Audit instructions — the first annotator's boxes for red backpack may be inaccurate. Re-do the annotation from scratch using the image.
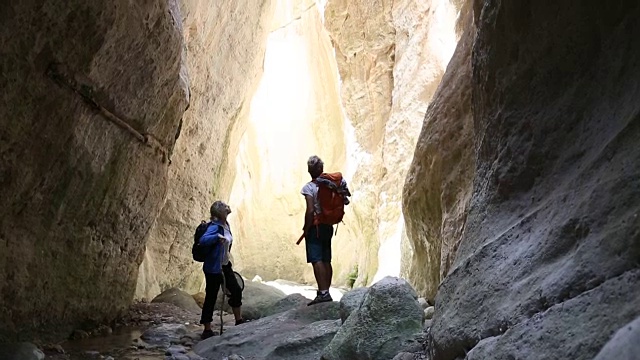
[313,172,345,225]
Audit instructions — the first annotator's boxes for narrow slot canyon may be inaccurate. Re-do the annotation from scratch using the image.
[0,0,638,359]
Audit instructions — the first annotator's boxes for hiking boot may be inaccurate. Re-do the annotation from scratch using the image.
[307,291,333,306]
[200,329,215,340]
[235,318,249,326]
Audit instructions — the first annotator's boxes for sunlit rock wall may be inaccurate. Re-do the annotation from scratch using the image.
[228,0,348,284]
[135,0,274,300]
[324,0,462,287]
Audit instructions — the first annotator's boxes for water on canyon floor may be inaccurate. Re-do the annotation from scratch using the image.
[44,279,346,359]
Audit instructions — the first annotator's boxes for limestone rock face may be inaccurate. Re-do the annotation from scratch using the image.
[380,0,461,283]
[135,0,275,299]
[0,0,188,341]
[429,2,640,359]
[323,0,396,286]
[227,1,347,284]
[324,0,463,286]
[402,3,475,301]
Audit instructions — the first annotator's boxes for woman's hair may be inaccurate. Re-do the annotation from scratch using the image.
[210,200,230,220]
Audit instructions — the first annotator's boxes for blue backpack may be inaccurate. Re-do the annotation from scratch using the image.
[192,221,222,262]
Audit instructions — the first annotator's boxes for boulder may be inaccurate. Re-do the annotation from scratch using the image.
[417,298,429,310]
[339,287,369,323]
[223,356,245,360]
[152,288,201,313]
[0,343,44,360]
[193,301,340,360]
[141,324,189,347]
[424,307,435,320]
[262,293,309,317]
[192,292,205,309]
[322,277,423,360]
[215,281,287,320]
[166,344,188,356]
[393,353,417,360]
[593,316,640,360]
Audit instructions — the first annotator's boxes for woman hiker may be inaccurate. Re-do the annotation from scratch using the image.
[198,200,246,339]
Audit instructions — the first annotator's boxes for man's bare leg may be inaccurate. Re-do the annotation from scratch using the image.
[325,262,333,290]
[309,262,333,305]
[312,261,326,291]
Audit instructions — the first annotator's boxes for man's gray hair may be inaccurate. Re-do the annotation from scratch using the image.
[210,200,229,219]
[307,155,324,169]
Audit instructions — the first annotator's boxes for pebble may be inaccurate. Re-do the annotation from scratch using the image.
[424,306,435,320]
[166,345,188,356]
[417,297,429,310]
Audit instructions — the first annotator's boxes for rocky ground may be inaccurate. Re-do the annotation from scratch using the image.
[2,277,432,360]
[39,300,222,360]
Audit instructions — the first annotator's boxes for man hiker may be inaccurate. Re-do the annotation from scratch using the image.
[300,155,351,306]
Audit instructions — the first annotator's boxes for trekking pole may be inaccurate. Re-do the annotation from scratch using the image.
[220,271,226,335]
[296,232,305,245]
[216,232,227,335]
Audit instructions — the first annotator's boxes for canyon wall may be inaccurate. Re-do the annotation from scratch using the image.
[137,0,467,292]
[419,1,640,359]
[227,0,348,284]
[0,0,188,341]
[135,0,274,299]
[324,0,462,287]
[228,0,462,286]
[323,0,394,287]
[402,1,474,302]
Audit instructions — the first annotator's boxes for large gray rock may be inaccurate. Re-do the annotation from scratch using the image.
[426,2,640,360]
[339,287,369,323]
[141,323,189,347]
[392,353,417,360]
[152,288,201,313]
[262,293,309,318]
[322,277,423,360]
[215,281,287,320]
[594,316,640,360]
[193,301,340,360]
[0,343,44,360]
[466,270,640,360]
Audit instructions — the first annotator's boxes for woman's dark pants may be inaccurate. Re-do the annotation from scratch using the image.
[200,263,243,324]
